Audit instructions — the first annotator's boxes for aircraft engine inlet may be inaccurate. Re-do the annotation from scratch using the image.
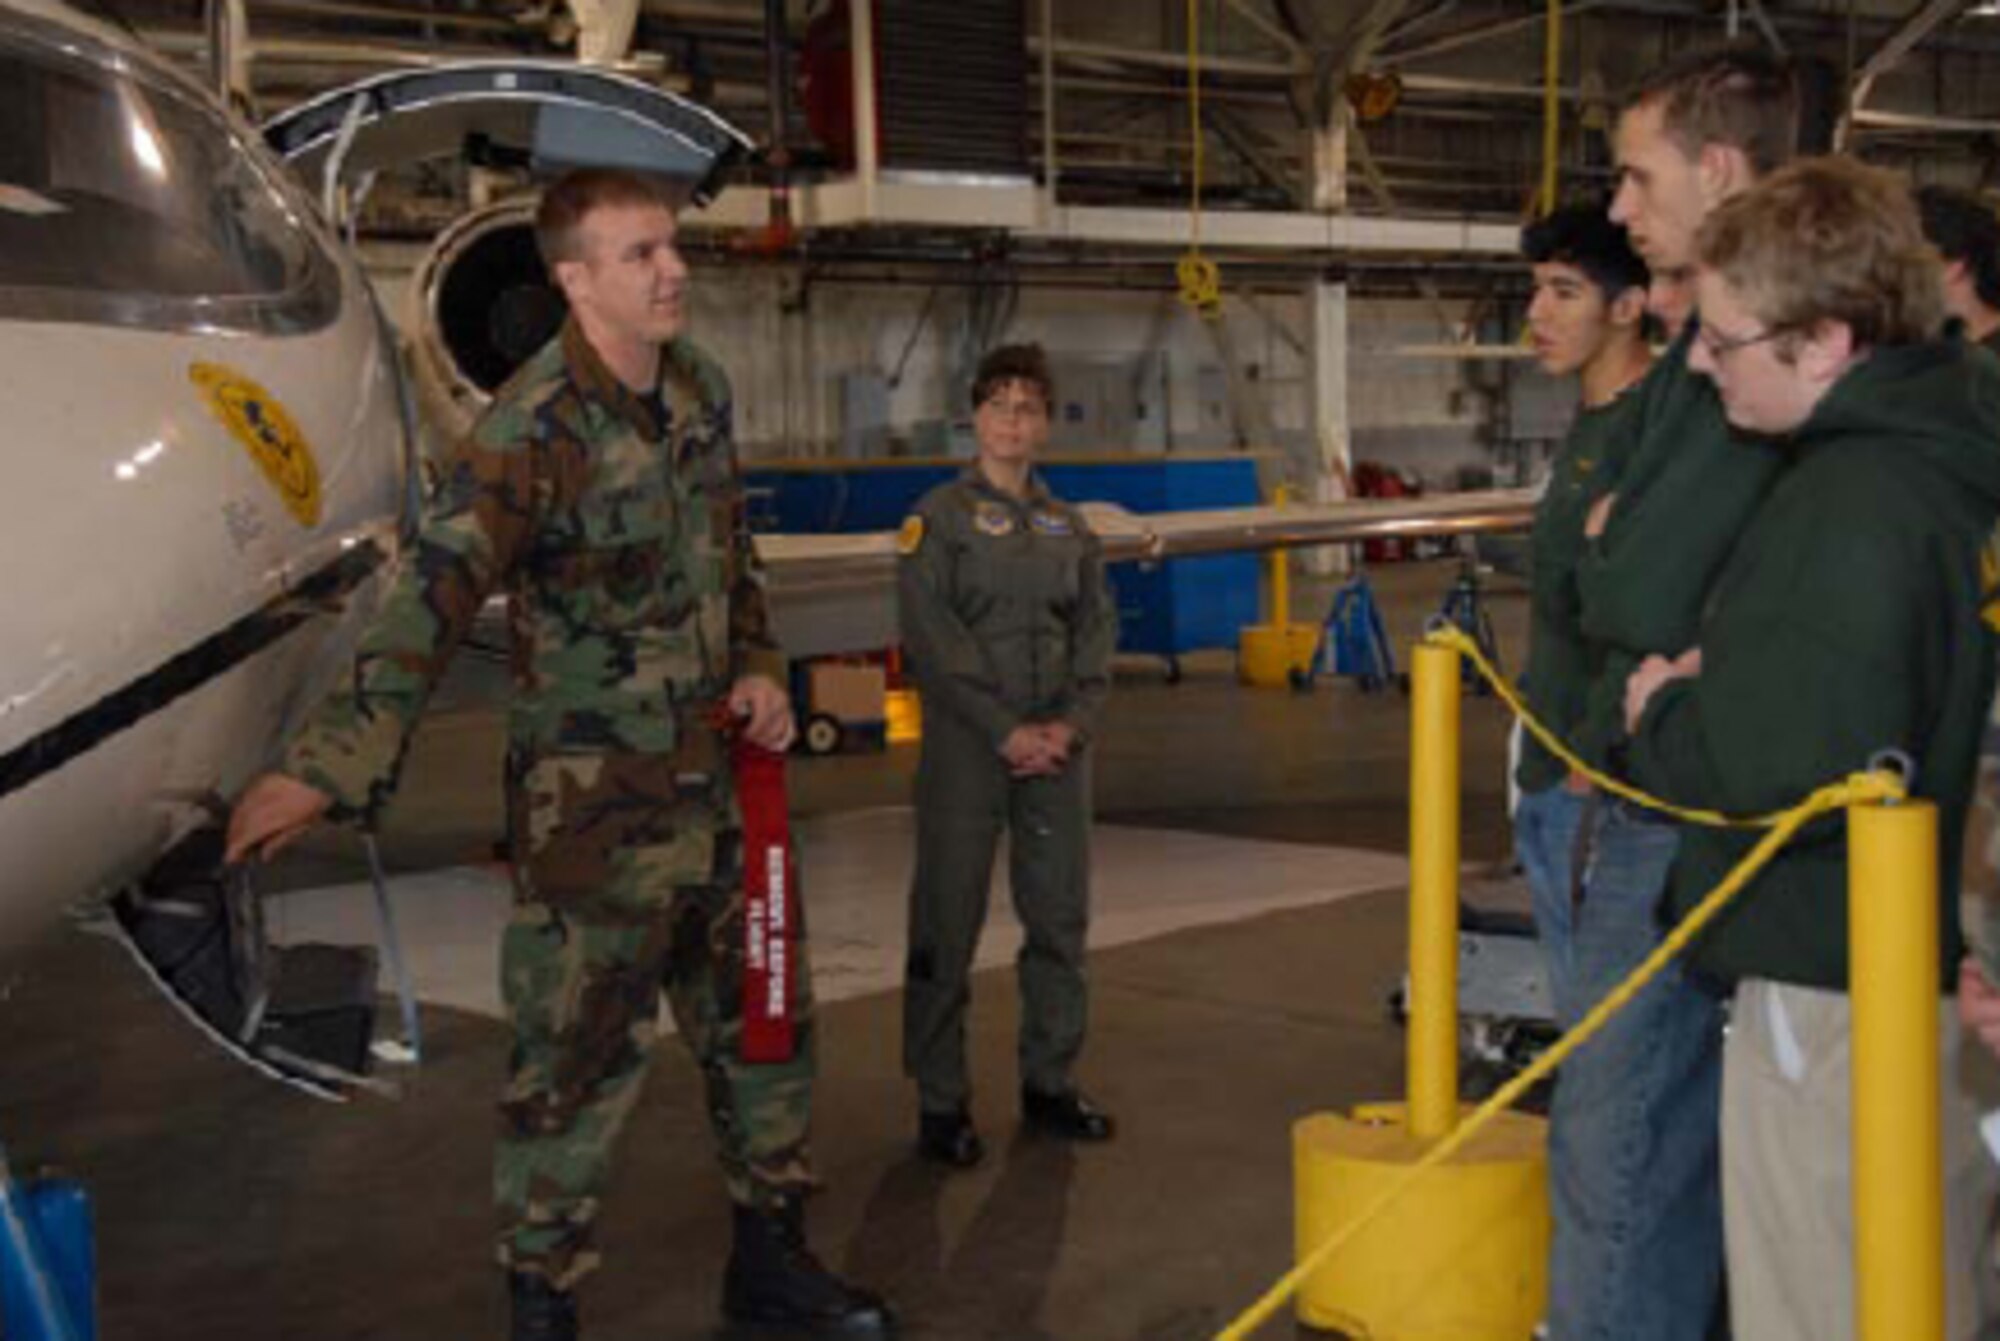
[409,199,564,449]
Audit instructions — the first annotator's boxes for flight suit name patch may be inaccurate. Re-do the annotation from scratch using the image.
[973,503,1016,537]
[1031,510,1074,536]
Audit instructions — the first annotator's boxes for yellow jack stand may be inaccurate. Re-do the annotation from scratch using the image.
[1291,644,1548,1337]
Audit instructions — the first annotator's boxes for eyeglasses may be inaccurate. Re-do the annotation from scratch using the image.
[981,397,1049,421]
[1697,322,1784,360]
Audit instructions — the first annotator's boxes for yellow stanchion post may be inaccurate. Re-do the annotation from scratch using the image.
[1288,639,1546,1338]
[1408,642,1461,1139]
[1268,545,1290,629]
[1238,485,1317,686]
[1850,799,1944,1341]
[1269,484,1292,627]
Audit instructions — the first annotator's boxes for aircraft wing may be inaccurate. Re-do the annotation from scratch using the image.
[757,487,1539,660]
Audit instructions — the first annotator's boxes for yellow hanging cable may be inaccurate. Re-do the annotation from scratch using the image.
[1177,0,1223,318]
[1538,0,1562,216]
[1428,623,1797,829]
[1211,768,1904,1341]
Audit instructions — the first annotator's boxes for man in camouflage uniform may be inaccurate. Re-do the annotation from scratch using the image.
[226,169,891,1341]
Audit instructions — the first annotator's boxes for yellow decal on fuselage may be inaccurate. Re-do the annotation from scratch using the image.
[189,362,324,528]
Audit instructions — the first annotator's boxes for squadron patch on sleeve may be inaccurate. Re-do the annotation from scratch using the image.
[897,515,927,555]
[973,502,1016,537]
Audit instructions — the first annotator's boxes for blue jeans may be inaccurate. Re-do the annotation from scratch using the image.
[1515,788,1726,1341]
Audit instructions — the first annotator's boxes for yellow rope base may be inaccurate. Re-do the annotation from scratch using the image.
[1238,623,1317,687]
[1295,1105,1548,1339]
[1211,626,1912,1338]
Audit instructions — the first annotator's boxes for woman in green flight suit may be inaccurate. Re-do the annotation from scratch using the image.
[895,343,1120,1168]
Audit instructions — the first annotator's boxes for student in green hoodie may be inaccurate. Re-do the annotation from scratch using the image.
[1509,202,1664,1341]
[1919,187,2000,1051]
[1530,46,1806,1341]
[1626,156,2000,1341]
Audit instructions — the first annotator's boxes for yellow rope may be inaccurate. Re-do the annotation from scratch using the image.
[1211,630,1911,1338]
[1214,762,1910,1340]
[1426,623,1790,829]
[1178,0,1222,319]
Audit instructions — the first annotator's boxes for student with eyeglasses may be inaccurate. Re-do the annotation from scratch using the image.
[1625,155,2000,1341]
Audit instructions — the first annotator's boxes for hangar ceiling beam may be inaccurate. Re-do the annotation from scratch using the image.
[1381,4,1603,63]
[1839,0,1976,146]
[1218,0,1311,61]
[1206,103,1302,199]
[1024,36,1304,79]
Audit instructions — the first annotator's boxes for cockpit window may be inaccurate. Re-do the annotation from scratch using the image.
[0,20,338,333]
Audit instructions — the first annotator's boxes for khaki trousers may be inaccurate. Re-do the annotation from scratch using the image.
[1722,978,2000,1341]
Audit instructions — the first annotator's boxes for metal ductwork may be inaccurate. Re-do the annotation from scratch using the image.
[875,0,1028,177]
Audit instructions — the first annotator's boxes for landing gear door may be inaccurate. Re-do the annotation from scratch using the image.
[259,62,754,212]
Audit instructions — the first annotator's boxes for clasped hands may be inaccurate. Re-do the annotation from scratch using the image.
[1001,721,1078,778]
[1624,647,1703,734]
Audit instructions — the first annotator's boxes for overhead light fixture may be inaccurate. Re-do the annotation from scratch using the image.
[1972,1,2000,17]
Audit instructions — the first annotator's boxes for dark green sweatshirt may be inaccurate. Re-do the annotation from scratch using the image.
[1574,329,1785,762]
[1631,338,2000,990]
[1517,387,1648,793]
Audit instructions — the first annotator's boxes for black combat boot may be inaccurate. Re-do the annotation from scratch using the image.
[509,1271,579,1341]
[916,1106,985,1168]
[1020,1086,1116,1142]
[722,1197,896,1336]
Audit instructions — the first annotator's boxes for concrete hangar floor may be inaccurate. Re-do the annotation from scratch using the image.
[0,559,1524,1341]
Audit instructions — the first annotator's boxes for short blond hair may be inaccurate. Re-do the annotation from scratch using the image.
[1695,156,1945,350]
[534,169,678,267]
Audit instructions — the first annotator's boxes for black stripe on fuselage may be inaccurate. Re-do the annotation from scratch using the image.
[0,542,388,799]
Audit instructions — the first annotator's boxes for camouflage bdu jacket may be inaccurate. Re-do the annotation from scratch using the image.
[283,320,782,837]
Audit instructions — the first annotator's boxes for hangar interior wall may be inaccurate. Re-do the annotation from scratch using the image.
[365,242,1572,494]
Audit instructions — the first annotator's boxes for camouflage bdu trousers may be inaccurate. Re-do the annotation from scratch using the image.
[494,746,817,1289]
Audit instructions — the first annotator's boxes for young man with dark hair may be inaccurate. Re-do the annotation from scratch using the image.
[1521,43,1809,1341]
[225,168,893,1341]
[1627,155,2000,1341]
[1919,185,2000,355]
[1510,201,1659,1341]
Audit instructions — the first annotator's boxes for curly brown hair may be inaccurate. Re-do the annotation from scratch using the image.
[971,343,1055,411]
